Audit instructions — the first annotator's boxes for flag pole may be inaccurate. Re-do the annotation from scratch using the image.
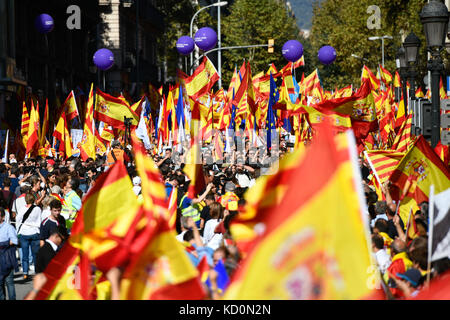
[426,185,435,288]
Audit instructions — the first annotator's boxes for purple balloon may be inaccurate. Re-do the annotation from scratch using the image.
[195,27,218,51]
[93,49,115,71]
[35,14,54,34]
[318,45,337,65]
[176,36,195,55]
[282,40,304,62]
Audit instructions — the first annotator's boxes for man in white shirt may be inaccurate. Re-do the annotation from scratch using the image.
[372,234,391,275]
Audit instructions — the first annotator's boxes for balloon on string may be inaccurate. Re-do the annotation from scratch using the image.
[282,40,304,62]
[194,27,218,51]
[93,49,115,71]
[176,36,195,55]
[318,45,337,65]
[35,14,54,34]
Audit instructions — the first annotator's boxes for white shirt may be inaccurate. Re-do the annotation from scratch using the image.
[236,173,251,188]
[11,194,27,216]
[45,239,58,252]
[203,219,223,251]
[41,208,51,221]
[375,249,392,274]
[16,205,42,236]
[370,214,388,228]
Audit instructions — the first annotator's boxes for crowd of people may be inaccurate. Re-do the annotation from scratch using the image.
[0,134,449,300]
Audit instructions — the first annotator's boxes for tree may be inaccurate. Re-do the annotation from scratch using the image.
[221,0,302,86]
[309,0,450,90]
[154,0,215,85]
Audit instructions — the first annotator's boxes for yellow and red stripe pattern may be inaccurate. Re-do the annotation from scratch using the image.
[364,150,405,185]
[185,56,220,100]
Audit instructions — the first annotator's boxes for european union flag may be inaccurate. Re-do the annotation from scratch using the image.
[175,87,185,128]
[267,73,279,149]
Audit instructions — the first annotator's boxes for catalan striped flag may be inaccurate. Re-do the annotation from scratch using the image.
[168,186,178,229]
[364,150,405,185]
[131,134,168,220]
[391,114,413,153]
[20,102,30,148]
[225,126,377,300]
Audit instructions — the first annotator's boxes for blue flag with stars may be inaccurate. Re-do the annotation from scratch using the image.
[266,73,279,149]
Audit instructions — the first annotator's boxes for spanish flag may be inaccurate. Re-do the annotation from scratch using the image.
[185,56,220,100]
[26,101,40,156]
[362,65,380,91]
[69,161,142,272]
[390,136,450,225]
[379,65,393,85]
[52,111,73,159]
[119,216,206,300]
[94,88,139,130]
[61,90,80,121]
[225,125,377,300]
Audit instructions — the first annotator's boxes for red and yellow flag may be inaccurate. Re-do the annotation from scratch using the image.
[362,65,380,91]
[185,56,220,100]
[391,114,413,153]
[226,126,377,299]
[70,161,141,272]
[119,215,205,300]
[94,89,139,130]
[52,111,73,159]
[379,65,392,85]
[20,102,30,148]
[79,84,96,161]
[390,136,450,224]
[364,150,405,185]
[62,91,80,121]
[26,101,40,156]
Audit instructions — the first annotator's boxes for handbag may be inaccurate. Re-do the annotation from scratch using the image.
[16,204,36,235]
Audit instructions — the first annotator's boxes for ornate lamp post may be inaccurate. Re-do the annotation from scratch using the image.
[403,32,421,101]
[396,46,409,112]
[420,0,449,147]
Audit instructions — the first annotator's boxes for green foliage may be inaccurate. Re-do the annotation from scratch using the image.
[221,0,302,85]
[154,0,218,83]
[309,0,450,90]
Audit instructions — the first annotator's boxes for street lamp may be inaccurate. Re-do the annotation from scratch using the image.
[190,1,228,73]
[403,32,421,101]
[368,35,393,68]
[420,0,449,147]
[396,46,409,112]
[351,54,369,62]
